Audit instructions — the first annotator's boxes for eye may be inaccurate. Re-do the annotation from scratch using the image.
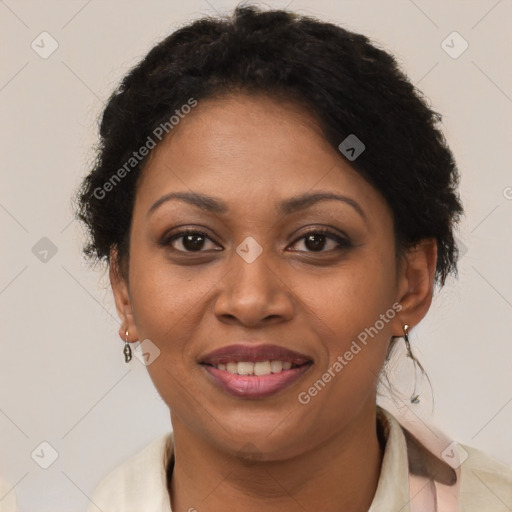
[289,229,351,253]
[163,229,220,253]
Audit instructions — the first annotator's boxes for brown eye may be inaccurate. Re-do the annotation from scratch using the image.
[163,230,220,253]
[289,229,351,253]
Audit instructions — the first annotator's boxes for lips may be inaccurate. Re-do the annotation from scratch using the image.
[199,344,313,398]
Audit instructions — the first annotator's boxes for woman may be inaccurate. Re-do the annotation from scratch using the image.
[75,5,512,511]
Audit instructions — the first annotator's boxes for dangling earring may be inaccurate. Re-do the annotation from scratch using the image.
[403,324,412,356]
[403,324,420,404]
[123,328,132,363]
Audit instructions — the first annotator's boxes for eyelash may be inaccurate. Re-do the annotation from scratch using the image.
[160,227,351,254]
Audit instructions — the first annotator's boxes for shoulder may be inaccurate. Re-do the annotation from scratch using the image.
[378,406,512,510]
[458,442,512,511]
[87,432,173,512]
[0,476,18,512]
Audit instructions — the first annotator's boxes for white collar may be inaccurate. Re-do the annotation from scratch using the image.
[89,407,459,512]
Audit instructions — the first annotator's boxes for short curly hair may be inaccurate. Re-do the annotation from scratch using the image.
[75,4,463,285]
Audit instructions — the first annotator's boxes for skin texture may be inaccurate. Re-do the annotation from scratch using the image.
[110,93,437,512]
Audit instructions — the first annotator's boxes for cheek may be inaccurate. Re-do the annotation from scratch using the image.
[316,249,397,340]
[128,246,206,338]
[126,263,201,408]
[126,245,226,393]
[305,246,398,394]
[127,256,206,406]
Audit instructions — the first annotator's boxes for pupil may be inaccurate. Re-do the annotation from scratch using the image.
[183,234,204,251]
[305,234,325,251]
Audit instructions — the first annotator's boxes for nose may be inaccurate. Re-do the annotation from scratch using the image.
[213,245,295,327]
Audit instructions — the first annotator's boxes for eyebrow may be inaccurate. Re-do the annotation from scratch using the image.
[147,191,366,219]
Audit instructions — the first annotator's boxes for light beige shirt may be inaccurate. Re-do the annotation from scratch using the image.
[0,477,17,512]
[87,408,512,512]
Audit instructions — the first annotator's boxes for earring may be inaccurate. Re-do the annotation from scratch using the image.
[403,324,420,404]
[403,324,412,357]
[123,328,132,363]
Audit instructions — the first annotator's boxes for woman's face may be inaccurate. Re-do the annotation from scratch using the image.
[112,93,416,460]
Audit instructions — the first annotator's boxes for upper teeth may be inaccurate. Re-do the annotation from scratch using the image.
[214,360,293,376]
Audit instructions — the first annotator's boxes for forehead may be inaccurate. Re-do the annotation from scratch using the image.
[134,93,388,221]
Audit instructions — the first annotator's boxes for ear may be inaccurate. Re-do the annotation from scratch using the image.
[109,248,139,343]
[391,238,437,336]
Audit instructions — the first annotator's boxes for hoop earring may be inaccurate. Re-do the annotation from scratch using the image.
[123,329,132,363]
[404,324,420,404]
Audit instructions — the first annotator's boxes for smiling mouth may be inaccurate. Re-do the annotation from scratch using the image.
[201,360,307,376]
[198,343,314,398]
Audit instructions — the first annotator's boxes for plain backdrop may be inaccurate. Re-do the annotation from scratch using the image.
[1,1,511,510]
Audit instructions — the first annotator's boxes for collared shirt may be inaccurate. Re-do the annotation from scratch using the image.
[86,407,512,512]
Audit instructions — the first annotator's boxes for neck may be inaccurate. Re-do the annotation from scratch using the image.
[168,405,384,512]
